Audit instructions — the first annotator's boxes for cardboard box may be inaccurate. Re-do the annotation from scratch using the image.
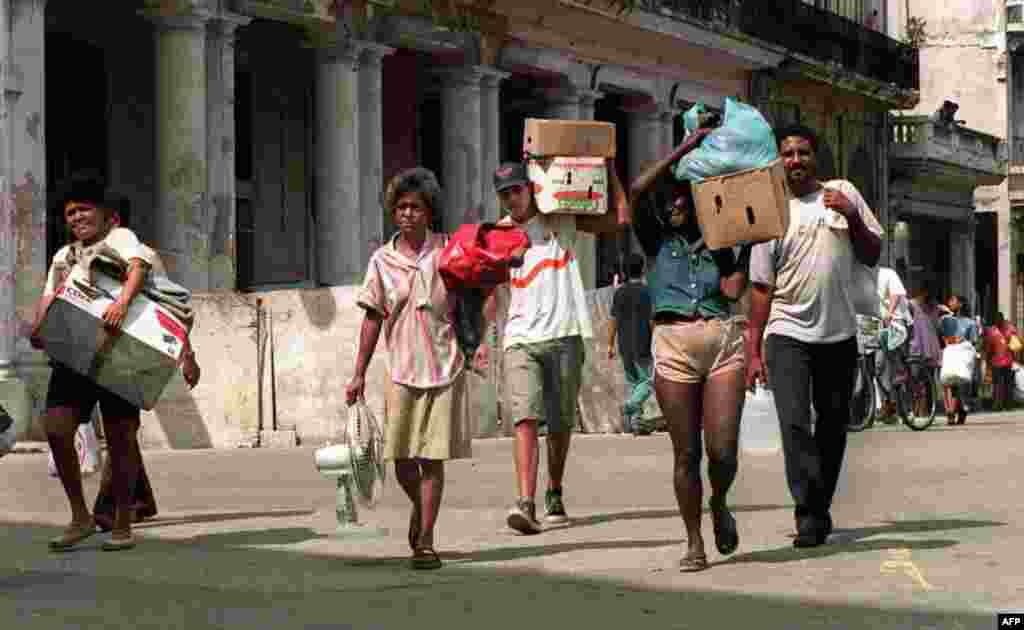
[523,119,616,158]
[528,157,608,215]
[37,267,188,411]
[692,158,791,250]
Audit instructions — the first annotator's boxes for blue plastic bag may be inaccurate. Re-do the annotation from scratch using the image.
[674,97,778,182]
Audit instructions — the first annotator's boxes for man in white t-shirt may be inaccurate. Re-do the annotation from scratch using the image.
[747,125,883,548]
[486,161,626,534]
[875,266,912,414]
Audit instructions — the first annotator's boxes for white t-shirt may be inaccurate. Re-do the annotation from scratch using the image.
[749,180,884,344]
[876,267,911,323]
[43,227,154,297]
[501,213,594,350]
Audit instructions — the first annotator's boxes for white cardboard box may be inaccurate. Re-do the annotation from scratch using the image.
[37,267,188,410]
[527,157,608,215]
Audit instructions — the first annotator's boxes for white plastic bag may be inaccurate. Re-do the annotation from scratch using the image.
[1013,363,1024,403]
[47,422,103,477]
[940,341,976,386]
[0,404,15,457]
[740,384,782,454]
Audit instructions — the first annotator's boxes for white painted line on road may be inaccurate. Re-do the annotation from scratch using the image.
[880,548,935,591]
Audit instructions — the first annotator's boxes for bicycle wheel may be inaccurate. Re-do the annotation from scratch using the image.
[899,362,937,431]
[848,356,876,432]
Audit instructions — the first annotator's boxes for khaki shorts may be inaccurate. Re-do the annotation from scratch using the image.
[652,316,746,384]
[503,336,585,433]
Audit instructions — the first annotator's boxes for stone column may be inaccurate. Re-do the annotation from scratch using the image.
[358,43,394,264]
[9,0,44,438]
[439,66,484,232]
[314,40,363,285]
[206,13,250,290]
[141,7,212,291]
[480,68,509,222]
[578,89,602,121]
[660,109,676,157]
[0,0,30,438]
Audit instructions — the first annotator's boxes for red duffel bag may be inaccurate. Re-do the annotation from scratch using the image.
[438,222,530,291]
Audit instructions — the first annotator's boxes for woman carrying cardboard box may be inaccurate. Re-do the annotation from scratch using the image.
[28,176,198,551]
[629,129,753,572]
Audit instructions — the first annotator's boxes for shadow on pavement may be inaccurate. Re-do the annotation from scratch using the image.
[131,509,316,531]
[0,520,994,630]
[721,518,1005,566]
[187,527,327,547]
[569,504,791,529]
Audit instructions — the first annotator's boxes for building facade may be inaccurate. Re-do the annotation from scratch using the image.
[886,0,1009,322]
[0,0,917,448]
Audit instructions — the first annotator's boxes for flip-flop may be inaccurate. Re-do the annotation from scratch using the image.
[679,550,708,573]
[408,508,422,551]
[711,503,739,556]
[410,547,442,570]
[48,522,97,552]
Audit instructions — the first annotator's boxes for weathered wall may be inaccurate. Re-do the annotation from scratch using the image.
[134,285,648,450]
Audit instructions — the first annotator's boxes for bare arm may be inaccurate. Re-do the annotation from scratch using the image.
[745,283,773,387]
[102,258,149,329]
[846,210,882,267]
[577,158,629,235]
[345,310,384,405]
[720,271,748,301]
[607,319,617,359]
[628,129,710,209]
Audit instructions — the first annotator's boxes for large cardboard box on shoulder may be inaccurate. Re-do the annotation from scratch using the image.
[37,266,188,411]
[523,118,617,216]
[692,158,792,250]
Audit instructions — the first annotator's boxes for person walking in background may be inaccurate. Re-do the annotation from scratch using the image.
[629,129,752,571]
[486,160,626,535]
[984,312,1018,412]
[747,125,883,549]
[608,253,655,435]
[940,294,979,425]
[345,167,472,570]
[875,266,913,420]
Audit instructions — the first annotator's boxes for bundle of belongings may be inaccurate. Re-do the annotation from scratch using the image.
[439,222,530,361]
[672,98,790,249]
[36,239,194,410]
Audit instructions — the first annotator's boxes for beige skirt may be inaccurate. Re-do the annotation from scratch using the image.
[383,371,472,461]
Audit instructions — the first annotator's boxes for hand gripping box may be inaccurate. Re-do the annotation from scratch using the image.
[37,267,188,410]
[691,158,791,250]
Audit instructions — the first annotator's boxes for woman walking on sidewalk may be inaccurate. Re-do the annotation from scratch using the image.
[345,168,471,570]
[940,295,978,425]
[629,129,752,572]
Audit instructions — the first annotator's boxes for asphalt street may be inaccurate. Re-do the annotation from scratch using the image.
[1,413,1022,629]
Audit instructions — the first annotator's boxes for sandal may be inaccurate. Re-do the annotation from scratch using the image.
[102,531,136,552]
[410,547,442,570]
[49,521,97,551]
[679,549,708,573]
[408,508,422,551]
[711,501,739,556]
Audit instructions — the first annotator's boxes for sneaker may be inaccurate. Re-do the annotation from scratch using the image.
[507,499,542,535]
[544,488,569,525]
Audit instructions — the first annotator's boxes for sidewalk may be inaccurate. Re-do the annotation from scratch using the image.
[3,413,1023,629]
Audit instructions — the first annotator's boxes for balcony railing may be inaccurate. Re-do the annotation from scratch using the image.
[890,116,1006,186]
[635,0,919,91]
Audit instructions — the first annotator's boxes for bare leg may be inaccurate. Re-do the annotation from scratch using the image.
[417,459,445,549]
[702,369,745,504]
[395,459,422,550]
[44,407,91,525]
[514,419,539,500]
[103,417,141,537]
[545,430,571,491]
[654,373,705,563]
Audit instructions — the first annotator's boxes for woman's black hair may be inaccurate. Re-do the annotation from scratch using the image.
[61,172,107,209]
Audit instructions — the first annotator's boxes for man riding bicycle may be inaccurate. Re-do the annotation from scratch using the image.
[874,266,913,418]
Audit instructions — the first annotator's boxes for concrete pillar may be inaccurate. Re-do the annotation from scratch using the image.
[439,66,484,233]
[314,40,363,285]
[358,43,394,264]
[541,86,604,290]
[480,68,509,222]
[141,7,212,290]
[206,13,250,290]
[0,0,30,438]
[660,109,676,157]
[9,0,44,437]
[628,107,665,255]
